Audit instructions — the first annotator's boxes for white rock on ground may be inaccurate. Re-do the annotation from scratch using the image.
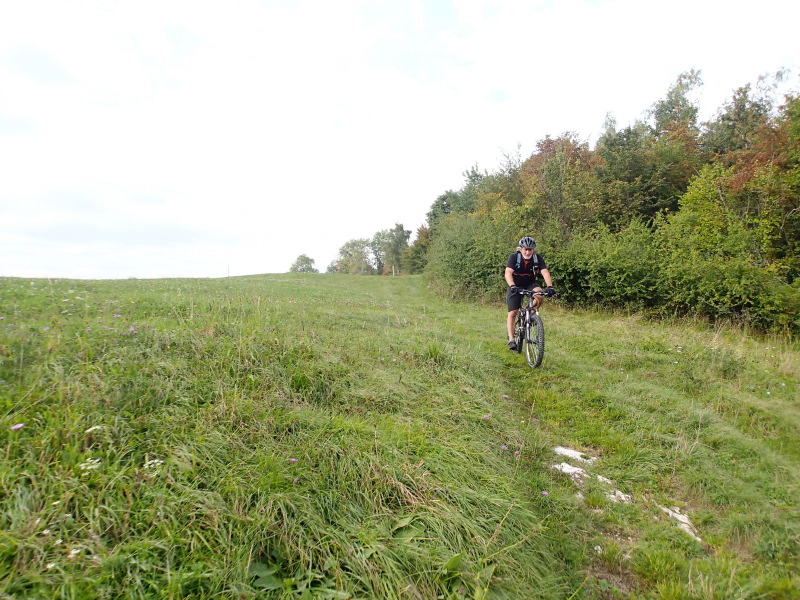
[658,505,702,542]
[553,446,595,462]
[552,462,590,483]
[606,490,633,503]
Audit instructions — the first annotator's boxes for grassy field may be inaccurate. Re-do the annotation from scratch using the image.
[1,274,798,599]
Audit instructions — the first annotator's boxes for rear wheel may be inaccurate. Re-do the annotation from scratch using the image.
[523,312,545,368]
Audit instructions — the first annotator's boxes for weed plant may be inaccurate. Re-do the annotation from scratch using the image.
[1,275,798,599]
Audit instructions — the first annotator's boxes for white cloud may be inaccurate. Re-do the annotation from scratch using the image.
[1,0,798,278]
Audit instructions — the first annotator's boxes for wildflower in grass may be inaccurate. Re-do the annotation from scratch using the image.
[10,423,24,431]
[541,491,549,496]
[288,458,298,463]
[113,314,121,318]
[85,328,92,332]
[482,413,492,419]
[43,326,50,331]
[144,458,164,470]
[501,445,508,451]
[46,563,56,570]
[68,548,81,559]
[502,394,509,399]
[293,478,300,484]
[514,451,520,457]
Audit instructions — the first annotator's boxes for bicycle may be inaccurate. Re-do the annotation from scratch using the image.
[512,289,546,368]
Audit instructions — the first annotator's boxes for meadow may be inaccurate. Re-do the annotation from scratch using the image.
[1,274,798,599]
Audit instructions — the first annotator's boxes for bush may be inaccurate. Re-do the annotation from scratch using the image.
[548,221,665,309]
[423,213,516,300]
[658,203,800,332]
[422,192,798,333]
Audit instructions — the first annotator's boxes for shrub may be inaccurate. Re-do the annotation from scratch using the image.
[424,213,516,300]
[548,221,665,309]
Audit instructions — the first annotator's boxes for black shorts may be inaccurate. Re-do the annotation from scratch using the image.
[506,284,541,311]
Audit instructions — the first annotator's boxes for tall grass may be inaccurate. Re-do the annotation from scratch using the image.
[1,274,798,599]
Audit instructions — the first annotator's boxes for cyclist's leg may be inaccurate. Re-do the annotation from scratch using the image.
[530,285,544,309]
[507,309,518,341]
[506,287,523,347]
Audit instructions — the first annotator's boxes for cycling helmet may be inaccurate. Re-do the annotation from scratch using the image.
[518,236,536,249]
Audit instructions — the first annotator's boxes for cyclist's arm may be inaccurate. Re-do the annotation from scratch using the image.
[540,268,553,288]
[504,267,516,287]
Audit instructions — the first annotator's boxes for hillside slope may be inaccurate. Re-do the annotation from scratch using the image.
[1,274,798,599]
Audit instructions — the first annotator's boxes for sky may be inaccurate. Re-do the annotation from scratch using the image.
[1,0,798,279]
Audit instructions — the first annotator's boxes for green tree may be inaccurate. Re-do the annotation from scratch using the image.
[370,230,390,274]
[702,83,771,157]
[334,239,375,275]
[594,121,658,227]
[650,69,702,135]
[517,133,601,232]
[403,225,430,274]
[383,223,412,275]
[289,254,318,273]
[370,224,412,275]
[426,166,487,235]
[596,71,704,226]
[427,190,464,235]
[645,70,705,215]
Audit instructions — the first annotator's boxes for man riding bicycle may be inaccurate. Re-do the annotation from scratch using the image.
[505,236,554,351]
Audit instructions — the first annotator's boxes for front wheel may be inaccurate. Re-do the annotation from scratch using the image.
[523,312,545,368]
[513,311,524,353]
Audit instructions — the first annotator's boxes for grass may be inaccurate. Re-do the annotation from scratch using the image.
[0,274,798,599]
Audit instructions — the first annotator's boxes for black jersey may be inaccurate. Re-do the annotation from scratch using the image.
[506,251,547,287]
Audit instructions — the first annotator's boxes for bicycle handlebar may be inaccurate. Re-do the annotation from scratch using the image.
[514,288,556,300]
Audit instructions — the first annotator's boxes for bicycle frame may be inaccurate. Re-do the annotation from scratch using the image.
[513,289,546,368]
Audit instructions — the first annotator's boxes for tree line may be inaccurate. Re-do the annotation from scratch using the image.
[294,69,799,333]
[289,223,412,276]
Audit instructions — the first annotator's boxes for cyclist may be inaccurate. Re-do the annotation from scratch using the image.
[505,236,555,350]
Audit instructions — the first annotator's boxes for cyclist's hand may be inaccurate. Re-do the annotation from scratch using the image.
[544,286,556,298]
[509,285,520,294]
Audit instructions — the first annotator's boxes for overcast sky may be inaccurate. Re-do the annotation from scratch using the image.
[1,0,798,279]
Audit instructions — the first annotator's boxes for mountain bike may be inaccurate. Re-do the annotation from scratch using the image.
[513,289,546,368]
